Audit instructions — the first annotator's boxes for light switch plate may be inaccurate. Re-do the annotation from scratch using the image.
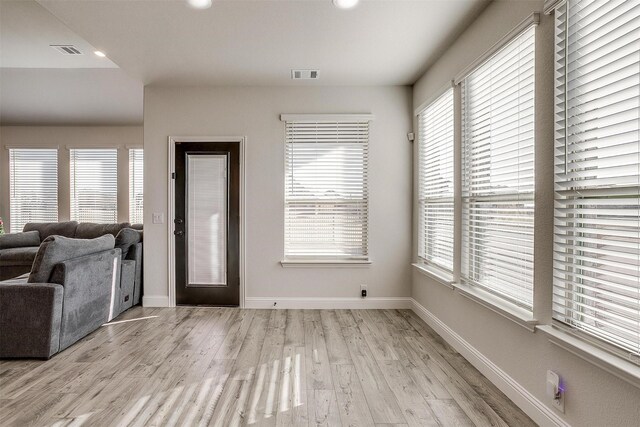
[152,213,164,224]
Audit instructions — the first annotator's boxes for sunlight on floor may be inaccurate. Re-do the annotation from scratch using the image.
[102,315,158,326]
[79,351,310,426]
[49,412,93,427]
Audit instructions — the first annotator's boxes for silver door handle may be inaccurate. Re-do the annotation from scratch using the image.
[174,230,184,236]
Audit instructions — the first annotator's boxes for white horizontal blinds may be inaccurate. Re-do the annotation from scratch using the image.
[129,149,144,224]
[418,89,455,271]
[70,149,118,223]
[187,155,227,285]
[552,0,640,358]
[461,25,536,309]
[9,149,58,232]
[284,119,369,259]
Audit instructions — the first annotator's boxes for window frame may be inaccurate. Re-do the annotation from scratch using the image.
[550,0,640,364]
[129,148,144,224]
[8,148,59,233]
[459,23,538,311]
[280,114,373,264]
[416,88,455,277]
[69,148,119,224]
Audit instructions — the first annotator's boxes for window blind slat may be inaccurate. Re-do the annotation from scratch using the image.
[284,120,369,259]
[129,149,144,224]
[9,149,58,232]
[418,89,455,272]
[461,25,536,310]
[70,149,118,223]
[553,0,640,360]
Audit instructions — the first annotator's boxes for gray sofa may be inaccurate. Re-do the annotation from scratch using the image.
[0,235,121,358]
[0,221,143,308]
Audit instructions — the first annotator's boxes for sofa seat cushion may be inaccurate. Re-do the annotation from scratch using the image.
[74,223,131,239]
[28,235,115,283]
[0,246,39,266]
[0,231,41,250]
[23,221,78,241]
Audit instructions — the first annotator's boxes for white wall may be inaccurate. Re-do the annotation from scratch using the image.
[0,126,143,231]
[412,1,640,426]
[143,86,413,305]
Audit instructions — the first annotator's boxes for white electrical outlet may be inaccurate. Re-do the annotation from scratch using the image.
[546,370,565,413]
[360,284,368,298]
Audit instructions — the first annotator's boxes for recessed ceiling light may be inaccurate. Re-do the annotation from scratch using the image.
[94,50,106,58]
[333,0,359,9]
[187,0,212,9]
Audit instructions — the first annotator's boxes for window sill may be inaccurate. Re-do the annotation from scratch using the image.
[537,325,640,389]
[452,283,538,332]
[280,259,371,268]
[412,263,454,289]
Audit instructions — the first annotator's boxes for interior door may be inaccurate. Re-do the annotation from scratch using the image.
[174,141,240,306]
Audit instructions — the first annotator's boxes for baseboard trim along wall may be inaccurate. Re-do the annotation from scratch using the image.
[141,295,411,309]
[142,295,171,307]
[245,296,412,309]
[410,298,570,427]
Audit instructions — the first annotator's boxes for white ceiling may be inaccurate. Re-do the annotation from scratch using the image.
[1,0,489,125]
[0,0,118,68]
[38,0,490,86]
[0,0,143,125]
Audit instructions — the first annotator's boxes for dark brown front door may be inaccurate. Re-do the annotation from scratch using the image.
[174,141,240,306]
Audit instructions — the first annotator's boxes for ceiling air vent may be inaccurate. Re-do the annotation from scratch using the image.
[50,45,83,55]
[291,69,319,80]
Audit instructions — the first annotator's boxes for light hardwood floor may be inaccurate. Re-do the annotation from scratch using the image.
[0,307,536,427]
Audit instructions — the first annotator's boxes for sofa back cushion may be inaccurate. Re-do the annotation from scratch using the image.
[114,228,141,259]
[28,235,115,283]
[74,223,131,239]
[23,221,78,241]
[0,230,40,250]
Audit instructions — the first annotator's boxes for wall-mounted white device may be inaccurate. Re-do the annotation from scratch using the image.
[546,370,565,413]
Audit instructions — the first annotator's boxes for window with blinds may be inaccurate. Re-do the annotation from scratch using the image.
[284,118,369,260]
[9,149,58,232]
[552,0,640,359]
[461,25,536,309]
[70,149,118,223]
[129,149,144,224]
[418,89,455,272]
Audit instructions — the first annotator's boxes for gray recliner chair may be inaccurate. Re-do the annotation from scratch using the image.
[0,235,121,359]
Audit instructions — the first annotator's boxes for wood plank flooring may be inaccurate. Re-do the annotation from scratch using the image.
[0,307,536,427]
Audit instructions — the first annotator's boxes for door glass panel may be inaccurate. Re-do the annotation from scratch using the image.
[187,154,227,286]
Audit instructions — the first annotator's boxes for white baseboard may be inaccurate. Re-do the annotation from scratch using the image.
[245,296,411,309]
[140,295,410,309]
[410,298,570,427]
[142,295,171,307]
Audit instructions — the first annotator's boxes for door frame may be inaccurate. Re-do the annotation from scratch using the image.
[167,136,246,308]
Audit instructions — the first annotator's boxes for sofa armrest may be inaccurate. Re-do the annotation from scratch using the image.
[0,283,63,359]
[49,248,121,351]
